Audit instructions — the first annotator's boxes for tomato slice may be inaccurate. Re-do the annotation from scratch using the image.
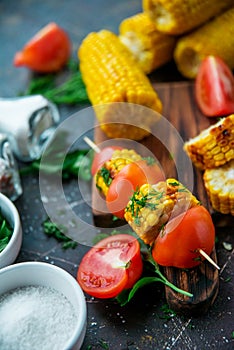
[14,22,71,73]
[77,234,143,298]
[106,159,165,219]
[195,56,234,117]
[91,146,123,176]
[152,206,215,269]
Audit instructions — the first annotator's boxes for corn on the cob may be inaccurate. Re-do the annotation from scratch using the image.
[119,12,176,74]
[174,7,234,79]
[142,0,234,36]
[78,30,162,140]
[203,160,234,216]
[124,178,200,245]
[184,115,234,170]
[95,149,142,196]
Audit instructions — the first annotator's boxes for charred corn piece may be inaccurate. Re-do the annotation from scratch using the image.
[203,160,234,215]
[184,115,234,170]
[119,12,176,74]
[78,30,162,140]
[142,0,233,35]
[124,178,200,245]
[174,7,234,78]
[95,149,142,196]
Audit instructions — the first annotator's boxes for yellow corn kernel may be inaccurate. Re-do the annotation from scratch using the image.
[174,7,234,78]
[124,178,200,245]
[203,160,234,215]
[119,12,176,74]
[184,115,234,170]
[143,0,233,35]
[95,149,142,196]
[78,30,162,140]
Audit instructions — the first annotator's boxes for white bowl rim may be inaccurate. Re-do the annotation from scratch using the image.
[0,261,87,349]
[0,193,22,260]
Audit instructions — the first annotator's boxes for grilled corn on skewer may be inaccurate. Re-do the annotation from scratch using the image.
[119,12,176,74]
[95,149,142,196]
[142,0,234,35]
[78,30,162,140]
[124,178,200,245]
[174,7,234,79]
[184,115,234,170]
[203,160,234,216]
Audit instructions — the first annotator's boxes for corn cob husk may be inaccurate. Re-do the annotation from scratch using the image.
[119,12,176,74]
[142,0,234,36]
[78,30,162,140]
[174,7,234,79]
[124,178,200,245]
[184,115,234,170]
[95,149,142,196]
[203,160,234,216]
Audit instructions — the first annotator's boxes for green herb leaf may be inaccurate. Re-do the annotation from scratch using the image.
[21,149,92,181]
[43,218,77,250]
[0,214,13,253]
[21,60,90,106]
[117,276,163,306]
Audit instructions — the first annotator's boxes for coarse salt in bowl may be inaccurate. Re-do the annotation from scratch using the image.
[0,261,87,350]
[0,192,22,269]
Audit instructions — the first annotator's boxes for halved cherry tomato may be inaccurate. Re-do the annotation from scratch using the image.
[152,206,215,269]
[77,234,143,298]
[195,56,234,117]
[106,159,165,219]
[14,22,71,73]
[91,146,123,176]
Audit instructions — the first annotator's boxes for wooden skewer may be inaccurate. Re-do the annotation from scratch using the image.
[83,136,101,153]
[84,134,220,273]
[198,249,220,270]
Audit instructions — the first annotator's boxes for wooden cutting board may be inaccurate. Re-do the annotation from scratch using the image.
[92,81,220,316]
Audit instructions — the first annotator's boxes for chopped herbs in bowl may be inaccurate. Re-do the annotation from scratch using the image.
[0,213,13,253]
[0,193,22,268]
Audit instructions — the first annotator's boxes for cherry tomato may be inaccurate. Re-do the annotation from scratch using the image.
[152,206,215,269]
[91,146,123,176]
[106,159,165,219]
[14,22,71,73]
[195,56,234,117]
[77,234,143,298]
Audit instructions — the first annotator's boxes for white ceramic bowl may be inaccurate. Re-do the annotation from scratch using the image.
[0,193,22,268]
[0,261,87,350]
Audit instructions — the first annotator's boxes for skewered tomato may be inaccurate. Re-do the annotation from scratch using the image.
[91,146,123,176]
[152,206,215,269]
[14,22,71,73]
[106,159,165,219]
[77,234,143,298]
[195,56,234,117]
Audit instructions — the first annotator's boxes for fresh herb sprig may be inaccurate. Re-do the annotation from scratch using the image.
[116,234,193,306]
[0,214,13,253]
[43,218,77,250]
[20,148,93,181]
[22,60,90,105]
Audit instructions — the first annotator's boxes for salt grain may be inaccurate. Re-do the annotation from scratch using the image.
[0,285,78,350]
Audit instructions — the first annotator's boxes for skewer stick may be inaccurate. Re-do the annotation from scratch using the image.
[83,136,101,153]
[198,249,220,270]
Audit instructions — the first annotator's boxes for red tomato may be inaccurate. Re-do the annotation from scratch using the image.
[14,22,71,73]
[152,206,215,269]
[91,146,123,176]
[195,56,234,117]
[77,234,143,298]
[106,159,165,219]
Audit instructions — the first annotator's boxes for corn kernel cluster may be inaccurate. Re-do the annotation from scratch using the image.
[184,115,234,216]
[95,149,142,196]
[124,178,200,245]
